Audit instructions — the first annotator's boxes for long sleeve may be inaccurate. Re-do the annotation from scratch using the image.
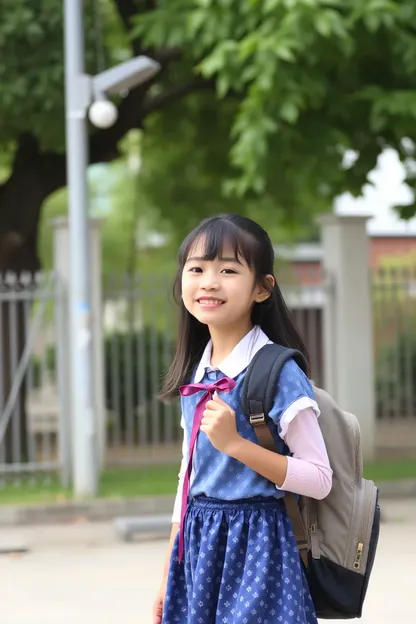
[275,407,333,500]
[172,416,188,523]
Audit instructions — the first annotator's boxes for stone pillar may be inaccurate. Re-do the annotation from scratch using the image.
[319,214,375,461]
[52,218,106,475]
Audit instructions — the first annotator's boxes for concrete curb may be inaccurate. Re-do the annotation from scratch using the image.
[0,480,415,528]
[0,495,176,528]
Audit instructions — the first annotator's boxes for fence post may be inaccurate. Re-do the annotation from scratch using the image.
[52,217,106,483]
[319,214,375,461]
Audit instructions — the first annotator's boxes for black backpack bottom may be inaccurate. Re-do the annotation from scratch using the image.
[305,500,380,619]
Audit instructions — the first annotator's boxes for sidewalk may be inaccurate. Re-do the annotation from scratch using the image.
[2,479,416,529]
[2,498,415,624]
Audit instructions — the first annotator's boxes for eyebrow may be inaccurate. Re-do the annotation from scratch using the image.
[185,256,243,265]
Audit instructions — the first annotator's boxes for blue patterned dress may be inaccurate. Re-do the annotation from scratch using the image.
[162,343,318,623]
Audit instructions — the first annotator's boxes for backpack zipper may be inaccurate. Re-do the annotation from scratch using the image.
[308,503,320,559]
[309,523,320,559]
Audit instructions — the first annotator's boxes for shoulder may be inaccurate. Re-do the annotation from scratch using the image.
[279,358,315,400]
[267,357,318,429]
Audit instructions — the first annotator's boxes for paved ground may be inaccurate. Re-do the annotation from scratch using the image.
[2,499,415,624]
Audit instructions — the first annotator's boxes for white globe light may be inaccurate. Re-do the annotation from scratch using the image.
[89,100,118,129]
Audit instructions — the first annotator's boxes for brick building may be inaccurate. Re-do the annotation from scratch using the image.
[275,234,416,285]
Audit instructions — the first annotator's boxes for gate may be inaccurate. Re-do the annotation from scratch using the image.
[0,272,68,485]
[102,273,329,467]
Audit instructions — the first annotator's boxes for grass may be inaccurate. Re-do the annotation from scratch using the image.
[363,458,416,482]
[0,458,415,507]
[0,465,178,506]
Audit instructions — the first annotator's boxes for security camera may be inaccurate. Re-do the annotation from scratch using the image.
[89,99,119,129]
[92,56,160,96]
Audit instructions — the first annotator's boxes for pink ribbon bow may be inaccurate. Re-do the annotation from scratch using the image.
[177,376,236,562]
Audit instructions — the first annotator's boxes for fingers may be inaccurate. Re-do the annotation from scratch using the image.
[205,399,220,411]
[212,391,228,404]
[201,416,212,428]
[153,602,163,624]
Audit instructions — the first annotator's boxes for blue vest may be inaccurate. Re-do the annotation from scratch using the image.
[181,359,316,501]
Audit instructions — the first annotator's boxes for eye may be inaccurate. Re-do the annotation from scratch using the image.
[188,266,202,273]
[221,268,237,274]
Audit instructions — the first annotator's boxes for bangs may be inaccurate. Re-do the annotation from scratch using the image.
[179,218,257,269]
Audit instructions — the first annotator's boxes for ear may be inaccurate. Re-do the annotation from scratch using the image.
[255,274,275,303]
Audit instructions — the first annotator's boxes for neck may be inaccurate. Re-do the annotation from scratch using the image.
[209,320,254,367]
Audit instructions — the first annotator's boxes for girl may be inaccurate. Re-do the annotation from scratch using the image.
[153,214,332,624]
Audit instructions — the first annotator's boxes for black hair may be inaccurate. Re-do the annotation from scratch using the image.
[161,213,309,399]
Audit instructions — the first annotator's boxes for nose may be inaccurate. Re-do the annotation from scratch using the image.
[200,270,219,291]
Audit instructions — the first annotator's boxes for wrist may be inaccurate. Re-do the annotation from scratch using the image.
[225,434,247,459]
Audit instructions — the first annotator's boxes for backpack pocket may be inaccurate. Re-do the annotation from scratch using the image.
[305,480,380,619]
[347,479,378,573]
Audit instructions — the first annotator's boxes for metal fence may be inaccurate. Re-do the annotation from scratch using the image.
[102,274,327,466]
[103,274,181,466]
[1,265,414,482]
[0,272,64,484]
[372,266,416,421]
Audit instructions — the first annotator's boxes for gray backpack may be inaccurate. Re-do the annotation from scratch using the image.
[242,344,380,619]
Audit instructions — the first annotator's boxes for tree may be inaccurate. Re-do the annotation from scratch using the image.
[2,0,416,462]
[2,1,416,277]
[38,134,177,281]
[134,0,416,223]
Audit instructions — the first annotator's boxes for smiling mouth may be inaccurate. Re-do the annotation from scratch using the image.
[197,298,225,306]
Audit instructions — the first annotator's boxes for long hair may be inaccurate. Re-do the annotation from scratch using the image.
[161,214,309,399]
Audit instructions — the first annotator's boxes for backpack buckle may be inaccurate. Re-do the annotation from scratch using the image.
[249,413,266,428]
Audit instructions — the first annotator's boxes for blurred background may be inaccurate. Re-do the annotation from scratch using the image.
[1,1,416,622]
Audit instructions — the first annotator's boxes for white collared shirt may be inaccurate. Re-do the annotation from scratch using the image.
[193,325,271,382]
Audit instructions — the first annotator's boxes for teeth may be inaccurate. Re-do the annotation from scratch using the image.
[198,299,223,304]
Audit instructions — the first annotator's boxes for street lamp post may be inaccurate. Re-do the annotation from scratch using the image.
[63,0,159,496]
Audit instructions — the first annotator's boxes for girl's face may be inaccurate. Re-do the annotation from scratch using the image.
[181,238,271,331]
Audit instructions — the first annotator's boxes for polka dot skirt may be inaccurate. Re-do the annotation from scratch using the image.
[163,496,317,623]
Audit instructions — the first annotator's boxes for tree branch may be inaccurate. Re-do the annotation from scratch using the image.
[113,1,179,65]
[151,46,182,64]
[113,0,139,34]
[142,78,216,117]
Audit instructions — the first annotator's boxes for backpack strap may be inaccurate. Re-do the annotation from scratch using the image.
[241,344,310,567]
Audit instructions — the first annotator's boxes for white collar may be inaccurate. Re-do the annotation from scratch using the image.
[193,326,271,383]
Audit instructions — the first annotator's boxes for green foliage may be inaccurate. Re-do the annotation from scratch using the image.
[2,0,416,262]
[133,0,416,217]
[139,91,323,244]
[38,136,176,280]
[0,0,126,155]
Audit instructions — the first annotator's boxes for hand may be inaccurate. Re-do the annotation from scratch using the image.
[201,392,242,455]
[152,581,166,624]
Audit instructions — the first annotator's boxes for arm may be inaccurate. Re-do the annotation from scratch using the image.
[277,406,332,499]
[160,522,179,582]
[153,522,179,624]
[172,416,187,523]
[227,407,332,500]
[154,417,187,619]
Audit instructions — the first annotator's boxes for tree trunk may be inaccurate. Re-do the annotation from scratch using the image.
[0,66,213,465]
